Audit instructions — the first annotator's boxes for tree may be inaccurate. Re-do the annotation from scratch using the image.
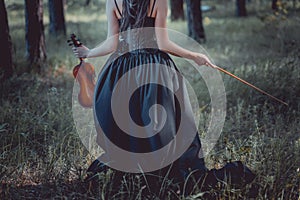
[48,0,66,36]
[0,0,13,79]
[24,0,46,71]
[186,0,205,43]
[272,0,278,11]
[170,0,184,21]
[85,0,92,6]
[236,0,247,17]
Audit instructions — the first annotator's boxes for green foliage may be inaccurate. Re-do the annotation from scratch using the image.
[258,0,300,24]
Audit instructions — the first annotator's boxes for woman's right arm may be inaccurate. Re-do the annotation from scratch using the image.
[74,0,119,58]
[154,0,216,68]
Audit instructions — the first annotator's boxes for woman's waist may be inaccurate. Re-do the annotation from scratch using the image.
[116,41,158,53]
[113,47,171,57]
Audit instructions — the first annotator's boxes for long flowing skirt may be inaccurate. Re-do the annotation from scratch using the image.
[93,49,206,180]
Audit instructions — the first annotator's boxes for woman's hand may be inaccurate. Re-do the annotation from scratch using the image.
[192,53,217,69]
[72,45,90,59]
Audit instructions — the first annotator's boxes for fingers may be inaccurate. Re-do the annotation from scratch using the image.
[72,47,87,58]
[72,47,79,58]
[205,62,217,69]
[194,53,216,69]
[202,55,217,69]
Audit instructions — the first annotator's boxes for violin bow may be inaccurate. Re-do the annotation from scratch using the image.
[209,64,288,106]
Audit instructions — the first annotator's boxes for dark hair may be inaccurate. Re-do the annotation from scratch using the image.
[120,0,151,31]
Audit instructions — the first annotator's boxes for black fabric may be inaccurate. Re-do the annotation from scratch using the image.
[114,0,157,18]
[204,161,256,188]
[181,161,256,196]
[93,12,207,181]
[89,1,256,194]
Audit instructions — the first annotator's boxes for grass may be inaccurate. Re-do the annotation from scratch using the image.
[1,0,300,199]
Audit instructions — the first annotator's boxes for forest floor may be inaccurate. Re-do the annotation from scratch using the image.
[1,0,300,199]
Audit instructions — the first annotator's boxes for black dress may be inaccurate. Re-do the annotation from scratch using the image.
[88,0,255,193]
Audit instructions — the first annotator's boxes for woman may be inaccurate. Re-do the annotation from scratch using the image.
[73,0,255,195]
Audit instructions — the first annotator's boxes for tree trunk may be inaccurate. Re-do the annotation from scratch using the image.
[49,0,66,36]
[272,0,278,11]
[0,0,13,79]
[25,0,46,71]
[236,0,247,17]
[85,0,91,6]
[170,0,184,21]
[186,0,205,43]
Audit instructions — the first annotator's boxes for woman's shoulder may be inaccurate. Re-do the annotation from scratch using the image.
[154,0,168,16]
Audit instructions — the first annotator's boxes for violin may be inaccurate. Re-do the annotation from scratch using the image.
[68,34,95,108]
